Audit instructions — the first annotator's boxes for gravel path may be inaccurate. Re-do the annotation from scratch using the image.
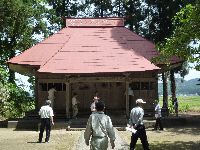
[75,128,129,150]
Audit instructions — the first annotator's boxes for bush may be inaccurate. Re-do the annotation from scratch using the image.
[0,68,35,118]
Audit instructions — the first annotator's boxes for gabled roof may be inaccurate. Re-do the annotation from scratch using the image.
[7,17,181,75]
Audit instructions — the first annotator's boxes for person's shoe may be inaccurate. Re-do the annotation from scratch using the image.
[37,140,42,143]
[159,129,164,131]
[73,117,77,119]
[45,141,49,143]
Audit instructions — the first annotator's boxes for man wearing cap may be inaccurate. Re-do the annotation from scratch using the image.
[37,100,54,143]
[153,100,163,131]
[129,99,150,150]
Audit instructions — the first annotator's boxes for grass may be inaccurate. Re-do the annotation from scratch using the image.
[159,96,200,111]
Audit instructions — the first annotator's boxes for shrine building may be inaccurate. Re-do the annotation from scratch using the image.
[6,17,182,119]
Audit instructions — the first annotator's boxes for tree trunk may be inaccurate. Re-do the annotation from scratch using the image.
[9,39,16,84]
[101,0,103,17]
[162,72,168,108]
[118,0,121,16]
[129,0,133,31]
[170,70,176,103]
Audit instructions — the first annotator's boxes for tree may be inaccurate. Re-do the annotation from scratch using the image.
[112,0,146,34]
[153,1,200,70]
[0,0,50,83]
[46,0,87,28]
[145,0,197,106]
[89,0,113,17]
[0,67,34,118]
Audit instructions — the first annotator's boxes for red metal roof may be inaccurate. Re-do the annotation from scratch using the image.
[7,18,181,74]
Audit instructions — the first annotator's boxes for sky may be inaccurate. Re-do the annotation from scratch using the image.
[175,68,199,81]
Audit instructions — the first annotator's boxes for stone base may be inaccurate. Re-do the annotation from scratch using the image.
[38,122,68,131]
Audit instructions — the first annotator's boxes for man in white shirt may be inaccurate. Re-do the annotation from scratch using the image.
[72,93,78,119]
[90,96,99,114]
[153,100,163,130]
[84,101,116,150]
[37,100,54,143]
[48,87,57,109]
[129,99,150,150]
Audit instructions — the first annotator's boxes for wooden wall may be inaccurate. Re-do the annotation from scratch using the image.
[36,72,158,111]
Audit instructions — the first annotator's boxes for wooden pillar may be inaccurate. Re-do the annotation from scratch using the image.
[35,75,39,110]
[126,81,129,118]
[65,81,70,119]
[125,73,130,118]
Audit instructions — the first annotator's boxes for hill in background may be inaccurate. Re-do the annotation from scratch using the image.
[158,78,200,96]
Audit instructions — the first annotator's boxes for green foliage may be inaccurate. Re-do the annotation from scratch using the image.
[0,0,54,83]
[0,68,34,118]
[152,0,200,70]
[159,96,199,113]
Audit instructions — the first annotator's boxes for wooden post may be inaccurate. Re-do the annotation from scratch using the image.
[125,73,130,118]
[35,75,39,110]
[126,81,129,118]
[65,75,71,119]
[65,82,70,119]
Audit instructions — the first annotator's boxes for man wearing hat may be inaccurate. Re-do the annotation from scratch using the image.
[37,100,54,143]
[129,99,150,150]
[153,100,163,131]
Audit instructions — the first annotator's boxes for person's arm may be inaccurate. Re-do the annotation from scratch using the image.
[49,108,54,125]
[106,117,115,148]
[84,116,92,146]
[129,109,134,128]
[72,97,76,108]
[50,116,54,126]
[158,105,162,117]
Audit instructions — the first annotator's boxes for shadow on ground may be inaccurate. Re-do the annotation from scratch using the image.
[135,141,200,150]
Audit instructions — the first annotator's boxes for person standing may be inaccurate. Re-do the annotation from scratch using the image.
[72,93,79,119]
[174,98,178,116]
[94,91,100,100]
[124,86,134,111]
[153,100,163,131]
[90,96,99,114]
[84,101,116,150]
[37,100,54,143]
[129,99,150,150]
[48,87,57,109]
[128,86,134,111]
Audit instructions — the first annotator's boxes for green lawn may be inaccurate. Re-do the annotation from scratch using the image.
[159,96,200,111]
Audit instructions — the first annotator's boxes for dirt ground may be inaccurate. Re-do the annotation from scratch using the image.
[120,112,200,150]
[0,112,200,150]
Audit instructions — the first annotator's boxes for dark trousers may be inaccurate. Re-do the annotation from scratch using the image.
[130,125,150,150]
[39,118,51,142]
[154,117,163,130]
[129,95,132,111]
